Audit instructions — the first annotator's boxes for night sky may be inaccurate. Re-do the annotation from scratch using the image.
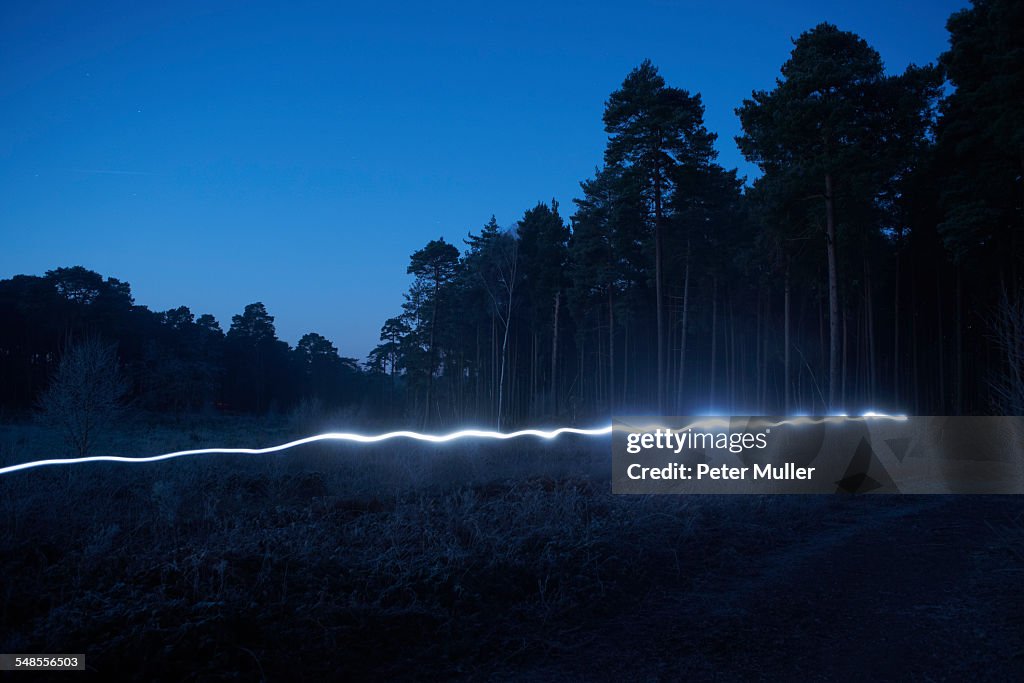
[1,0,966,359]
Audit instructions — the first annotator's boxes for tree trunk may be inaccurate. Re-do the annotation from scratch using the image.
[551,291,560,416]
[819,290,826,393]
[955,265,963,415]
[532,331,540,417]
[842,308,848,410]
[597,317,604,407]
[654,172,665,413]
[457,350,464,421]
[390,337,397,416]
[580,334,587,412]
[936,271,945,413]
[475,324,481,416]
[424,279,439,428]
[710,278,718,410]
[606,288,614,414]
[911,257,919,413]
[761,290,770,412]
[824,172,840,411]
[784,264,791,415]
[729,302,737,410]
[491,313,497,419]
[497,312,511,429]
[623,322,629,406]
[864,258,876,404]
[676,242,691,412]
[893,252,901,405]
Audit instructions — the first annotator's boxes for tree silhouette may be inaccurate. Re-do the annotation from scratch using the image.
[604,60,718,411]
[736,23,939,410]
[517,201,569,414]
[406,239,460,426]
[295,332,346,404]
[225,303,290,413]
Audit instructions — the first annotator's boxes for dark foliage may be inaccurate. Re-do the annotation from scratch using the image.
[0,271,367,418]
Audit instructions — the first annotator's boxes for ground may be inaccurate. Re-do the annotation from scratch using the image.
[1,417,1021,681]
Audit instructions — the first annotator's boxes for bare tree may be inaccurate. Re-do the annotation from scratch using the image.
[39,336,129,457]
[989,291,1024,415]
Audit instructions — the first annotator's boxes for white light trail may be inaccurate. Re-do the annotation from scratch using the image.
[621,413,907,432]
[0,413,908,477]
[0,425,613,477]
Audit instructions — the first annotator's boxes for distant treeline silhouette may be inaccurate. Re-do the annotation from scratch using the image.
[0,266,366,417]
[2,8,1021,424]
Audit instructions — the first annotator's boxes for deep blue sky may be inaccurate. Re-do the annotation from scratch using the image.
[1,0,966,359]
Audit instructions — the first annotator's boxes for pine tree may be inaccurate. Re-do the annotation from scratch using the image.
[736,23,939,410]
[603,60,717,411]
[406,238,461,426]
[517,201,569,414]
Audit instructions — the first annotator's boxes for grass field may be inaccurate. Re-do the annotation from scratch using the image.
[1,417,1021,680]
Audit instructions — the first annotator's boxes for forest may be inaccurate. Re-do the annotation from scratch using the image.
[1,4,1021,429]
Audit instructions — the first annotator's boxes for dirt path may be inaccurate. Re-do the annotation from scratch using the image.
[506,497,1023,681]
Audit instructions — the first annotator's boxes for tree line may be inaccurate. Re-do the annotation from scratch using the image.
[372,7,1022,424]
[0,266,369,417]
[1,3,1021,425]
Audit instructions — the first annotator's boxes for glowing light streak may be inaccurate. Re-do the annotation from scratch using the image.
[0,425,613,476]
[621,413,907,432]
[0,414,907,477]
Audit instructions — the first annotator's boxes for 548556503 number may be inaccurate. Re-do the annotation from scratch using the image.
[0,654,85,671]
